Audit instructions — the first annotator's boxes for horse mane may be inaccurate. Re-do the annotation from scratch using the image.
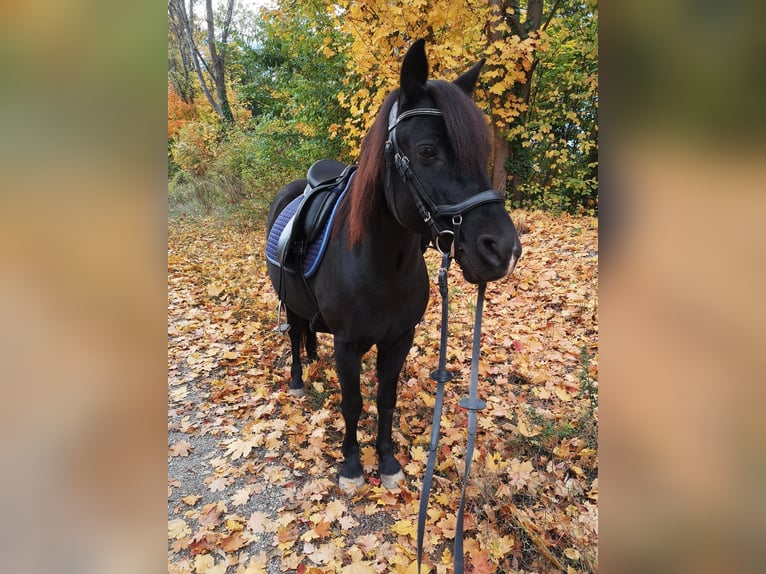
[342,80,491,247]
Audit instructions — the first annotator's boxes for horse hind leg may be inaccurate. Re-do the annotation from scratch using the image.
[285,308,309,397]
[305,329,318,363]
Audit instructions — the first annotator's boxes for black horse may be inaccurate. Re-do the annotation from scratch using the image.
[266,40,521,491]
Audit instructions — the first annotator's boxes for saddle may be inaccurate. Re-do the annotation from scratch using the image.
[273,159,356,275]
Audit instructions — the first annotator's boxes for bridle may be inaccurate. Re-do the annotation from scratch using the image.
[383,100,504,255]
[384,100,499,574]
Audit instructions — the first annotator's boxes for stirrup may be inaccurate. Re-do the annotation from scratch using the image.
[273,301,290,334]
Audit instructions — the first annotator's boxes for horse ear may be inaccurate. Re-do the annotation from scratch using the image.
[453,58,486,94]
[400,39,429,104]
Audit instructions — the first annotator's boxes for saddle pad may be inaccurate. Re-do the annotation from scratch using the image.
[265,174,353,278]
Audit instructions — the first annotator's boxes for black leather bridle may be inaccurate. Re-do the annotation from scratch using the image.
[383,101,504,255]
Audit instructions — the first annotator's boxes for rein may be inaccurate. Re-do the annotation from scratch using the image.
[416,247,487,574]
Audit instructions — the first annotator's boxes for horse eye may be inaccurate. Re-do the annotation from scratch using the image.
[418,145,437,160]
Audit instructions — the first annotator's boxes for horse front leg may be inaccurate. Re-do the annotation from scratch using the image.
[375,329,414,489]
[334,338,366,492]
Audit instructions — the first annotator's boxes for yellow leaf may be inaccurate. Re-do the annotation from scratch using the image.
[564,547,581,560]
[168,518,190,540]
[206,282,224,297]
[391,519,417,539]
[488,83,506,95]
[410,445,427,464]
[517,416,540,438]
[181,494,200,506]
[418,391,435,408]
[341,562,377,574]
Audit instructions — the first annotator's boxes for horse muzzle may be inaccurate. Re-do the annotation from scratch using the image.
[456,224,522,284]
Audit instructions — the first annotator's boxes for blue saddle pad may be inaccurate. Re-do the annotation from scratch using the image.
[265,174,353,278]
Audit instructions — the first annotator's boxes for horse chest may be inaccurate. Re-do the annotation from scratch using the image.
[317,258,429,342]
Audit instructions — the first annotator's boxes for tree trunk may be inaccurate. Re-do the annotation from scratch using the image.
[167,0,234,124]
[489,0,563,206]
[205,0,235,125]
[491,124,510,195]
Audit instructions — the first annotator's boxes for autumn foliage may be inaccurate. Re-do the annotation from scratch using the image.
[168,84,197,140]
[168,212,598,572]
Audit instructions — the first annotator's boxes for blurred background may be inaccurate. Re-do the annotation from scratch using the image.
[0,0,763,572]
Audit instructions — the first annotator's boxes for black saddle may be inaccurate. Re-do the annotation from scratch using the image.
[276,159,356,270]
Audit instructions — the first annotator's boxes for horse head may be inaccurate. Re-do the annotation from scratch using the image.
[383,39,522,283]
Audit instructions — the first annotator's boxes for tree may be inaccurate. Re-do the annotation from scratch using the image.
[168,0,236,125]
[485,0,566,202]
[328,0,598,211]
[231,0,352,162]
[520,2,598,213]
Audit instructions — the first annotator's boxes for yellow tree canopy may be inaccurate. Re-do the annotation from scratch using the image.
[329,0,546,157]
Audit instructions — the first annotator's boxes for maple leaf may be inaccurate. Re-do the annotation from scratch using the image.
[206,282,225,297]
[468,551,494,574]
[318,520,335,537]
[181,494,200,506]
[247,511,275,534]
[304,542,339,565]
[230,487,251,506]
[508,459,534,489]
[193,554,214,573]
[220,531,247,552]
[487,535,515,561]
[360,445,377,472]
[355,533,378,553]
[169,439,193,457]
[241,553,269,574]
[341,562,376,574]
[197,502,225,528]
[338,515,359,530]
[391,519,416,540]
[168,518,190,540]
[436,514,456,539]
[225,437,257,460]
[324,498,347,522]
[275,525,299,550]
[207,476,231,492]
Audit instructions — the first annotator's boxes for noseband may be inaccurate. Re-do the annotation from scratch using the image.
[384,101,504,254]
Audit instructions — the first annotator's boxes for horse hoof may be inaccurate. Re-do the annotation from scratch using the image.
[288,388,305,398]
[338,474,365,493]
[381,470,406,489]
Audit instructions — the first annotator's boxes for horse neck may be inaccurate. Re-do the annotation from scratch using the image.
[362,185,423,276]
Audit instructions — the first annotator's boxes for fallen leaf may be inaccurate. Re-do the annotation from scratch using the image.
[341,562,376,574]
[168,518,190,540]
[169,440,193,457]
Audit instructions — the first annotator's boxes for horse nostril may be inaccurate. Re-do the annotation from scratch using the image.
[477,234,504,268]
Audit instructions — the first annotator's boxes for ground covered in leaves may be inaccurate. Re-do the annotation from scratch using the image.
[168,210,598,573]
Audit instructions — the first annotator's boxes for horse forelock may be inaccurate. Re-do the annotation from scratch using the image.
[341,82,490,247]
[428,80,491,173]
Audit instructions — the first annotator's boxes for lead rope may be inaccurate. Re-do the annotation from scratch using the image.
[454,281,487,573]
[416,249,487,573]
[416,251,453,574]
